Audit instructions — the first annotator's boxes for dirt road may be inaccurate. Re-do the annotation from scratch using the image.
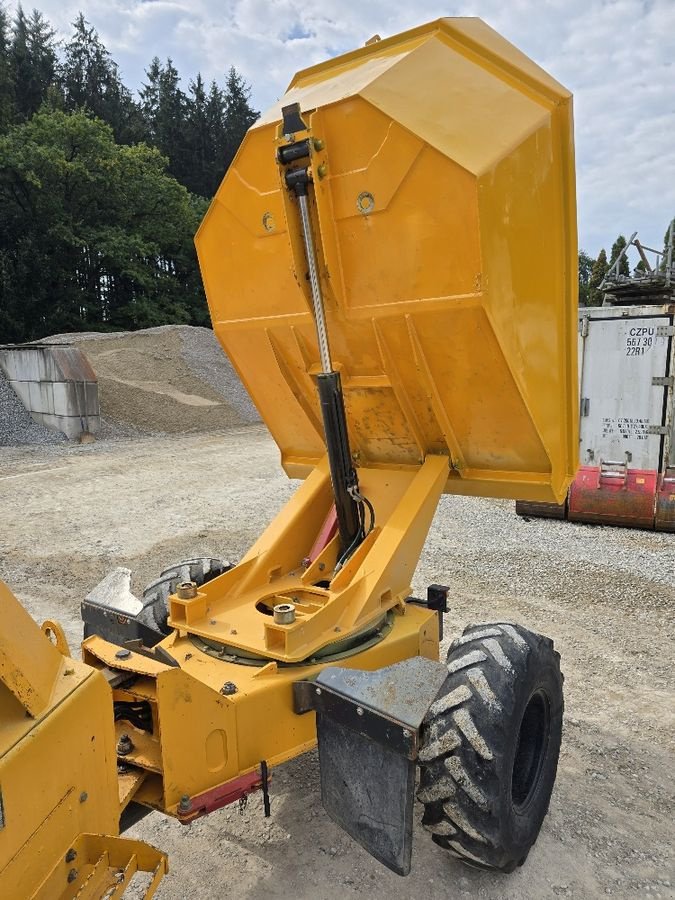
[1,427,672,899]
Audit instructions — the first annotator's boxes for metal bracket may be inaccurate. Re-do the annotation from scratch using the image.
[656,325,675,337]
[580,397,590,417]
[652,376,674,387]
[405,584,448,640]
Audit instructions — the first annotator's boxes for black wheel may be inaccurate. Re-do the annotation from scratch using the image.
[142,557,231,634]
[417,622,563,872]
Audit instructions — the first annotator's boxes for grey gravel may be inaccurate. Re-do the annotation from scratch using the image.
[177,326,259,424]
[0,370,66,447]
[40,325,261,437]
[45,324,260,425]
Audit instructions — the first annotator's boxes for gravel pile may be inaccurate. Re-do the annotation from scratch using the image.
[178,326,258,423]
[40,325,260,437]
[0,370,66,447]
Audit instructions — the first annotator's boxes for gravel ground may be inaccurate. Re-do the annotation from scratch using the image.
[0,428,673,899]
[0,370,66,447]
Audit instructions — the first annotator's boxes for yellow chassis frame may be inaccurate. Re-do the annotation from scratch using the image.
[82,454,447,820]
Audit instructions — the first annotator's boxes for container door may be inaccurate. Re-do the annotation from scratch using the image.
[571,313,671,527]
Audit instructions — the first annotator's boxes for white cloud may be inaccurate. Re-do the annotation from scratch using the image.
[7,0,675,256]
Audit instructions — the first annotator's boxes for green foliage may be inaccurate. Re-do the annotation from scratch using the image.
[578,250,594,306]
[61,14,144,144]
[9,6,57,121]
[0,5,261,342]
[609,235,630,277]
[0,4,14,130]
[0,110,208,342]
[588,248,608,306]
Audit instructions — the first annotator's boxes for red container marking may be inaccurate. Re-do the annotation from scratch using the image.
[568,465,657,529]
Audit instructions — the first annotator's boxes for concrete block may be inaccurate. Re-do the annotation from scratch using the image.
[84,381,99,417]
[7,379,30,409]
[1,346,99,440]
[28,380,55,415]
[33,412,100,440]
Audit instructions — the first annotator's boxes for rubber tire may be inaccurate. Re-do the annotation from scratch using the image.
[417,622,563,872]
[142,557,231,633]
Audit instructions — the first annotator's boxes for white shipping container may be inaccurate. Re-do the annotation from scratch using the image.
[519,304,675,530]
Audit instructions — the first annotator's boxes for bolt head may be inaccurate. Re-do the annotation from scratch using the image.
[356,707,364,717]
[220,681,238,696]
[315,687,322,696]
[65,849,76,863]
[79,791,88,803]
[115,648,131,659]
[67,868,78,883]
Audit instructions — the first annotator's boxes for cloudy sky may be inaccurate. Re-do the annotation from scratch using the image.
[9,0,675,258]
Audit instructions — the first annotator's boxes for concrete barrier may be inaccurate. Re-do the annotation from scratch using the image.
[0,345,100,440]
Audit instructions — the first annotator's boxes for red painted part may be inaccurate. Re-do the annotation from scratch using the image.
[307,506,338,564]
[177,769,265,823]
[568,465,657,529]
[655,469,675,532]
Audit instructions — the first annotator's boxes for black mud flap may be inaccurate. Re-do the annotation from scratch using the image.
[296,657,447,875]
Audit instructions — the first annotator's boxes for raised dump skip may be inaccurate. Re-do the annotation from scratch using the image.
[0,344,99,440]
[196,17,578,503]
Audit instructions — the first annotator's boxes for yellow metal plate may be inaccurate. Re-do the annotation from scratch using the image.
[196,17,577,503]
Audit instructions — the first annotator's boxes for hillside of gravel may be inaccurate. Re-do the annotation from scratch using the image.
[42,325,260,437]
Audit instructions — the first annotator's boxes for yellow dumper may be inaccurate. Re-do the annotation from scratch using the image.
[1,18,577,896]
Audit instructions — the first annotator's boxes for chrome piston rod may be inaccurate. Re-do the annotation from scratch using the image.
[280,161,362,553]
[296,191,333,375]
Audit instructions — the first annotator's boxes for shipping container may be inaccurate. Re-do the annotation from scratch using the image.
[517,304,675,530]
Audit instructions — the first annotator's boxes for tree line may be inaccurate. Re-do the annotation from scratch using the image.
[0,6,259,343]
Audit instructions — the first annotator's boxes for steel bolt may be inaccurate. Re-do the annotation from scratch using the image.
[220,681,238,696]
[65,849,76,863]
[79,791,88,803]
[67,869,78,883]
[356,707,364,717]
[315,687,322,696]
[313,138,325,151]
[115,648,131,660]
[178,794,192,813]
[177,581,198,600]
[402,729,411,739]
[117,733,134,756]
